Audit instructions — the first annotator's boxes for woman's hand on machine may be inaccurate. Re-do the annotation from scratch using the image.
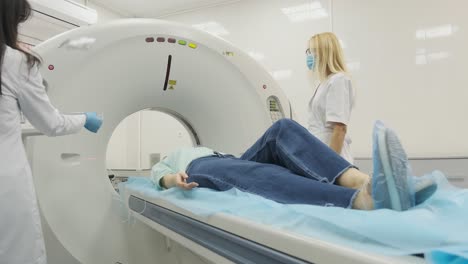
[163,172,199,190]
[84,112,103,133]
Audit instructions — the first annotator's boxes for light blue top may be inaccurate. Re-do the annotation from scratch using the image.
[151,147,215,188]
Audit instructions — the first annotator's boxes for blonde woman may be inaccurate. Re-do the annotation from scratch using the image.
[306,32,355,164]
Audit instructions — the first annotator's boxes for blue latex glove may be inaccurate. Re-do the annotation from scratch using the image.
[84,112,103,133]
[306,54,315,70]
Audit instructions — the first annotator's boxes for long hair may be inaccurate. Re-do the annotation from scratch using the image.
[0,0,40,95]
[309,32,348,82]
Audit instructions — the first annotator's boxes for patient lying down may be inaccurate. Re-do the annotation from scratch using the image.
[151,119,435,211]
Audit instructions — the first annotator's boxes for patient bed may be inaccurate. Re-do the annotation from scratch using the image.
[120,171,468,264]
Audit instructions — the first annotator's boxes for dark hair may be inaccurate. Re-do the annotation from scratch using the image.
[0,0,40,95]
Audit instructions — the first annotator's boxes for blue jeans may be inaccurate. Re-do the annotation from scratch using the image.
[186,119,358,208]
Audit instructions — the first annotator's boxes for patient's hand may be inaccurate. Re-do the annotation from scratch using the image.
[163,172,199,190]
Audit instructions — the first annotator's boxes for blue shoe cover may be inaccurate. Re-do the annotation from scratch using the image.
[413,176,438,205]
[372,121,415,211]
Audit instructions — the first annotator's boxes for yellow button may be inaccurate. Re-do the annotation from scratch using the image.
[188,43,197,49]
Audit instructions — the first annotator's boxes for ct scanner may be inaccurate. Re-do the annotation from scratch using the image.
[22,19,424,264]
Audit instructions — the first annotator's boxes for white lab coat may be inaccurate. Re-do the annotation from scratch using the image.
[307,72,355,164]
[0,47,85,264]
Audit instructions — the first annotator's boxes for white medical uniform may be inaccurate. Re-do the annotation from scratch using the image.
[0,47,86,264]
[307,72,355,164]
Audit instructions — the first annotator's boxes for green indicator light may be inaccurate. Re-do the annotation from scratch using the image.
[178,40,187,45]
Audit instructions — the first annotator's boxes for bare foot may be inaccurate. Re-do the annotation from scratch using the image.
[352,186,374,210]
[336,168,374,210]
[337,168,371,190]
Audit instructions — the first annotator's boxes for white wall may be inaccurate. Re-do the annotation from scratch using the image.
[332,0,468,158]
[140,111,195,168]
[161,0,468,158]
[77,0,125,23]
[106,110,194,170]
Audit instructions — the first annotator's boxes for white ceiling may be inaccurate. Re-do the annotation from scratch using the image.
[91,0,242,18]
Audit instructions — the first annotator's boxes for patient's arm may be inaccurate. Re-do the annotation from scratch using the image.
[161,172,199,190]
[151,147,201,190]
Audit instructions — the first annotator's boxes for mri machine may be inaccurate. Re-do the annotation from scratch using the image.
[23,19,425,264]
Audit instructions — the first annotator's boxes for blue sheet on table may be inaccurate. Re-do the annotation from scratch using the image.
[119,171,468,264]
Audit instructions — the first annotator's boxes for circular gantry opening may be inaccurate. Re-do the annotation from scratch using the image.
[106,109,197,191]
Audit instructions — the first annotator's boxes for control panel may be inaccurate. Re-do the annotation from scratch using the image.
[267,96,284,123]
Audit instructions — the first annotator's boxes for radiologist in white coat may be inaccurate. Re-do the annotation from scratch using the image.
[0,1,102,263]
[306,32,355,164]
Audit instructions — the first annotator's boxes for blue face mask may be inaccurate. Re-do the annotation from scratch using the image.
[306,54,316,70]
